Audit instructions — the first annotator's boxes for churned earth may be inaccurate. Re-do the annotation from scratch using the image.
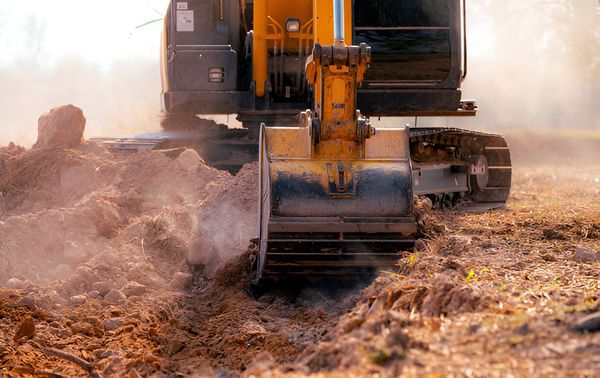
[0,120,599,376]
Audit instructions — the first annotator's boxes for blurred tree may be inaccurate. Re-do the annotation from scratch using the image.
[461,0,599,130]
[23,15,47,65]
[508,0,598,79]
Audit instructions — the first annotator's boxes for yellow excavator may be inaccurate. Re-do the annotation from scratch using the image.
[97,0,511,282]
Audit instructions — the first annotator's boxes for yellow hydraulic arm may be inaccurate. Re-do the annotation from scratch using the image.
[304,34,374,160]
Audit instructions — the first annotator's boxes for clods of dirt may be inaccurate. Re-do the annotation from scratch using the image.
[35,104,86,148]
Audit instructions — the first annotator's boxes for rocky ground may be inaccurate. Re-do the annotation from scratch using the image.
[0,111,599,377]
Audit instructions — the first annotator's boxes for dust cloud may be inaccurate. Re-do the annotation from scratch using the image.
[369,0,600,164]
[373,0,600,133]
[461,0,599,132]
[0,59,162,146]
[1,1,597,148]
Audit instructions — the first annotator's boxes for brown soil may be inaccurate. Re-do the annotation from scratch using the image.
[1,132,599,377]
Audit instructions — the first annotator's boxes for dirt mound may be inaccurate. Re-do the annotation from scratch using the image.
[283,277,415,376]
[0,134,266,376]
[35,104,85,148]
[0,145,114,214]
[391,274,485,316]
[0,250,351,377]
[0,142,26,160]
[0,140,255,286]
[245,270,485,376]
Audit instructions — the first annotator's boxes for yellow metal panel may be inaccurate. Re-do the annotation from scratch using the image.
[365,128,411,160]
[344,0,352,44]
[331,77,346,107]
[322,67,354,123]
[265,127,312,159]
[266,1,313,51]
[313,0,352,45]
[253,0,313,97]
[315,139,361,159]
[253,0,268,97]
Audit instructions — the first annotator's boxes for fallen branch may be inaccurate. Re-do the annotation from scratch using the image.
[30,341,95,374]
[41,346,92,371]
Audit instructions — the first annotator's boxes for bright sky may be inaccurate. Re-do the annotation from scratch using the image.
[0,0,169,69]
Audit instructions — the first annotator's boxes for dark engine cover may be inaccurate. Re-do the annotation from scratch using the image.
[165,0,240,92]
[163,0,467,117]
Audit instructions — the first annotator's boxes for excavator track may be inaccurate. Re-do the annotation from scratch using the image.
[92,114,259,173]
[158,114,260,172]
[409,127,512,206]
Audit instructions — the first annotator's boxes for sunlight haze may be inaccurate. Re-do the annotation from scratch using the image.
[0,0,168,69]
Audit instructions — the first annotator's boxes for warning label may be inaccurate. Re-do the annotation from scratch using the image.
[176,10,194,32]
